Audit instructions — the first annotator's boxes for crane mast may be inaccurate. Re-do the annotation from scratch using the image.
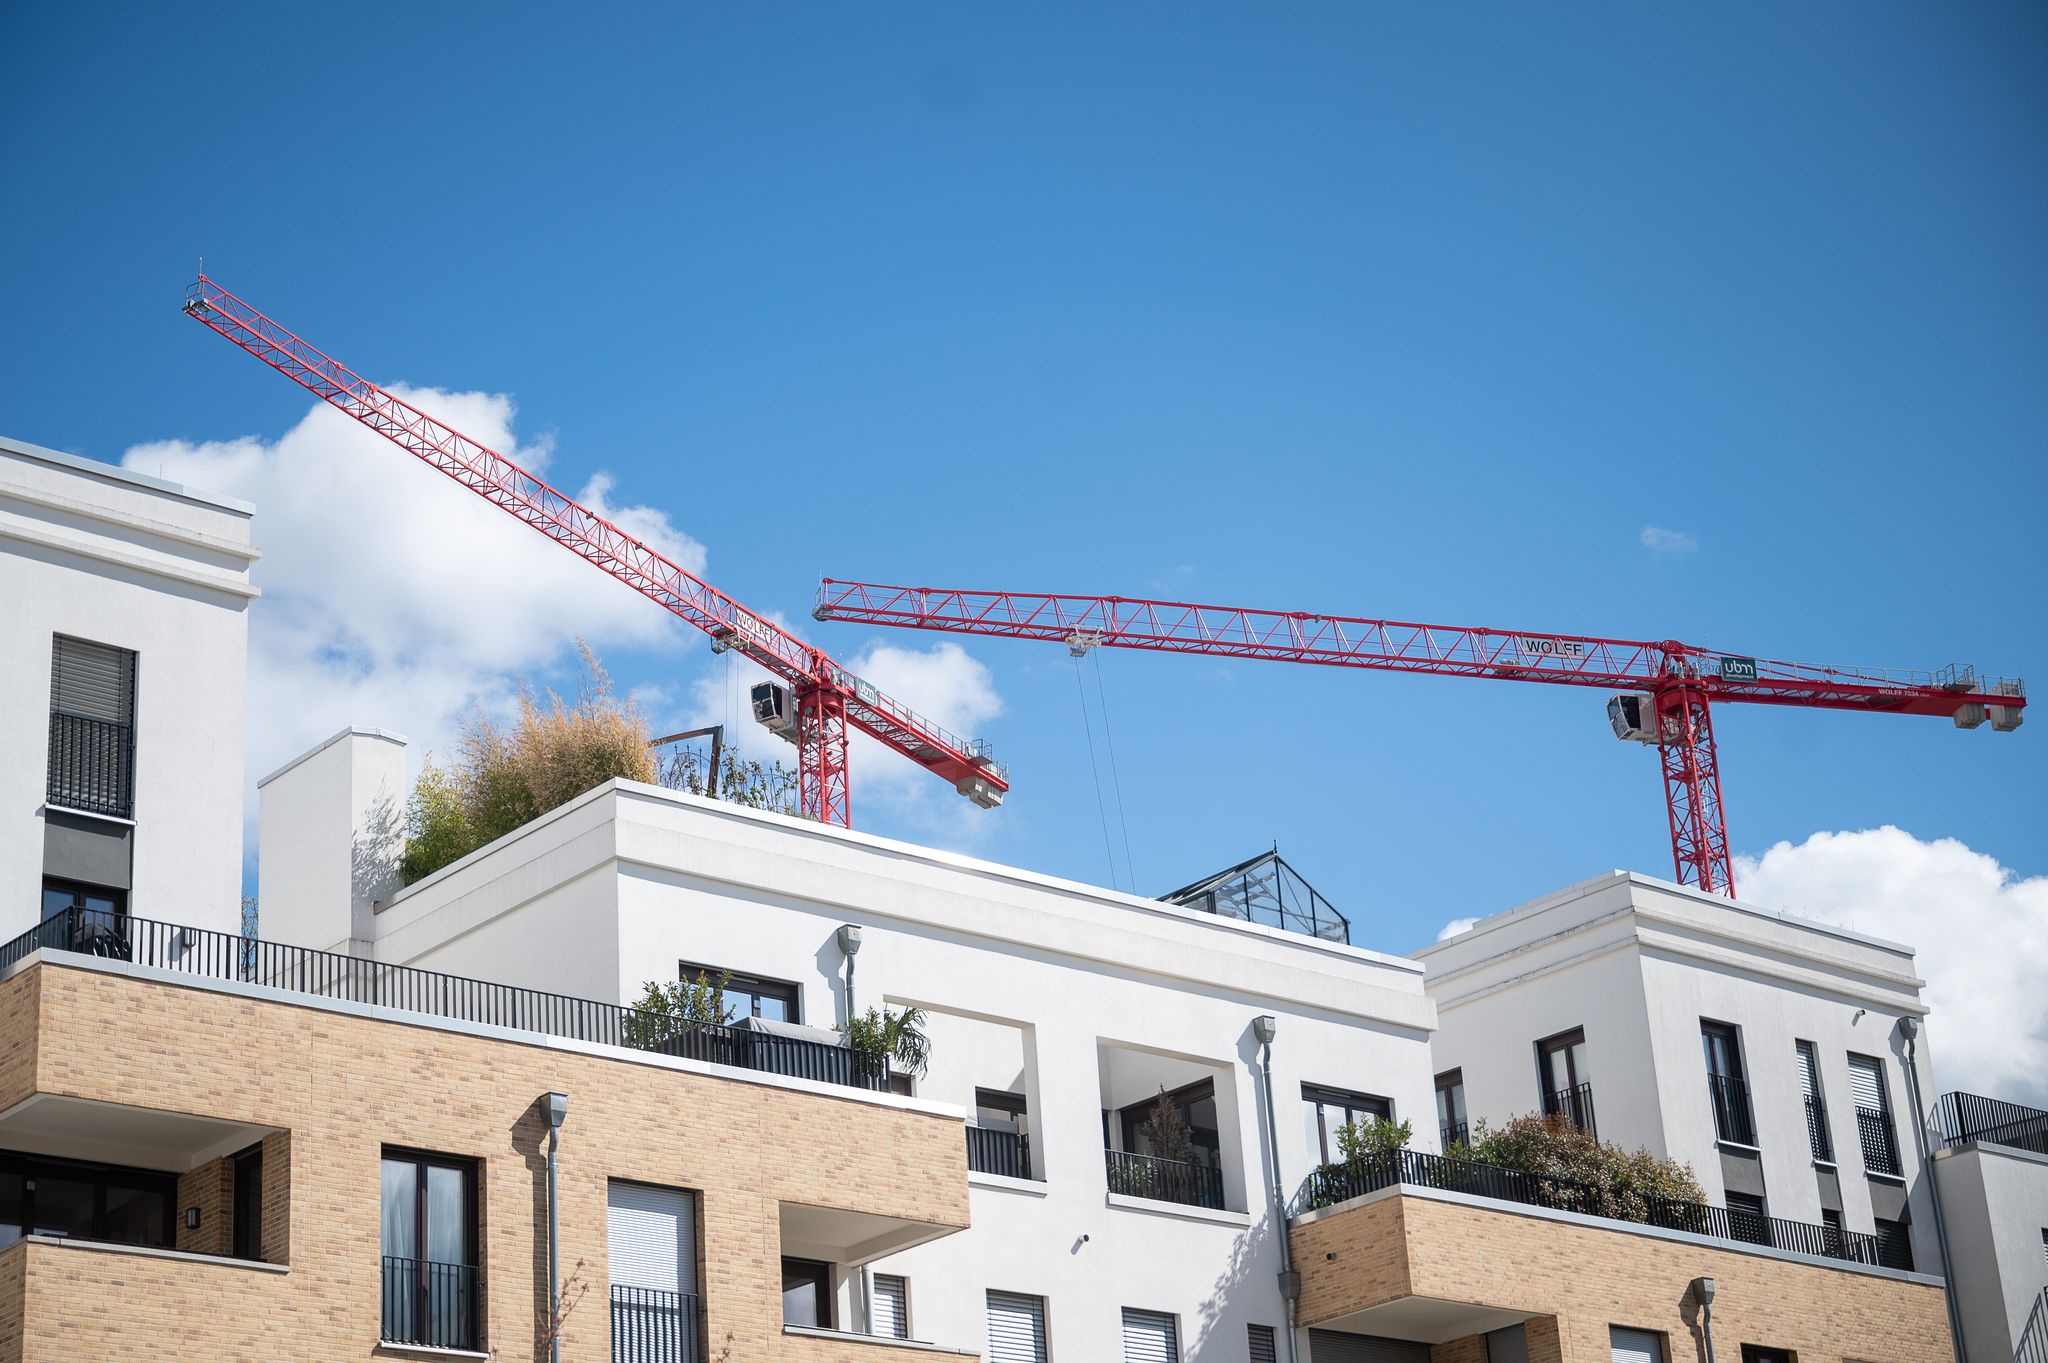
[181,277,1008,826]
[814,581,2026,894]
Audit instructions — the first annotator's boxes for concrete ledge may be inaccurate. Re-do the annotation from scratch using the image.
[19,1233,288,1273]
[1291,1181,1944,1285]
[374,1345,491,1361]
[968,1170,1049,1197]
[1105,1191,1252,1228]
[783,1325,975,1355]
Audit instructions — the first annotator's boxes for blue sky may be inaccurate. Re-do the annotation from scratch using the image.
[3,3,2043,994]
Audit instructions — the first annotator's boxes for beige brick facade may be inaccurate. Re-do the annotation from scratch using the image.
[1292,1190,1952,1363]
[0,962,972,1363]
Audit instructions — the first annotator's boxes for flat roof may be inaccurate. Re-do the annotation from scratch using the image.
[1,432,255,517]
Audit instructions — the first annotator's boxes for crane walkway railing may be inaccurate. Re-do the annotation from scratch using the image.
[4,909,888,1093]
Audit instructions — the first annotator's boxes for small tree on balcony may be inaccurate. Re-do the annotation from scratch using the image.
[1334,1115,1413,1173]
[1139,1088,1196,1165]
[841,1004,932,1083]
[624,969,736,1050]
[1463,1113,1705,1221]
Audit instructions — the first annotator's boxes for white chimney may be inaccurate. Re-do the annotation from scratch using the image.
[257,727,408,956]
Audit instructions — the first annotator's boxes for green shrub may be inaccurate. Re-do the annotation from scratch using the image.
[1335,1115,1413,1170]
[840,1004,932,1081]
[622,970,735,1050]
[1464,1113,1704,1220]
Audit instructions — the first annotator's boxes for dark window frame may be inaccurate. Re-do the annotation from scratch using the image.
[0,1149,175,1249]
[1435,1069,1468,1145]
[1739,1346,1795,1363]
[781,1255,834,1330]
[1301,1083,1394,1166]
[1535,1027,1589,1093]
[1118,1077,1222,1167]
[380,1146,480,1349]
[46,634,138,820]
[1701,1019,1756,1146]
[231,1143,263,1260]
[677,959,802,1024]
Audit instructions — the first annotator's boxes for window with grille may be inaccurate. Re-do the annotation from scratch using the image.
[1247,1324,1277,1363]
[1121,1308,1179,1363]
[986,1291,1048,1363]
[607,1181,698,1362]
[871,1274,908,1340]
[1795,1041,1833,1162]
[47,635,136,819]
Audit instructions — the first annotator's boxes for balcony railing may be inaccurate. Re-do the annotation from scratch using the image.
[6,910,889,1093]
[1440,1120,1468,1150]
[2017,1287,2048,1363]
[611,1284,703,1363]
[1541,1081,1596,1138]
[1935,1091,2048,1157]
[382,1255,479,1351]
[1706,1074,1757,1146]
[966,1125,1033,1180]
[1104,1148,1224,1210]
[1804,1095,1835,1162]
[1856,1105,1902,1176]
[1291,1148,1884,1267]
[46,711,134,819]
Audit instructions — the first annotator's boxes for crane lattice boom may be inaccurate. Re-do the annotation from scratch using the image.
[181,276,1007,826]
[815,580,2026,893]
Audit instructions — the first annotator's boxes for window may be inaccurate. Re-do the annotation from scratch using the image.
[0,1152,171,1249]
[1740,1348,1794,1363]
[680,960,801,1023]
[1303,1084,1392,1167]
[1537,1028,1595,1134]
[986,1290,1048,1363]
[1121,1307,1179,1363]
[1848,1055,1901,1176]
[871,1274,909,1340]
[1702,1021,1755,1146]
[38,879,128,956]
[608,1182,697,1362]
[1609,1326,1666,1363]
[1821,1208,1845,1256]
[1795,1041,1833,1162]
[1875,1217,1915,1272]
[1248,1324,1277,1363]
[970,1088,1034,1179]
[1121,1078,1221,1168]
[47,635,137,820]
[781,1257,833,1329]
[1726,1191,1769,1246]
[1435,1070,1468,1148]
[231,1144,263,1261]
[380,1150,478,1350]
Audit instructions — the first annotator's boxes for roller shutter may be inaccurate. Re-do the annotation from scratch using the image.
[1305,1331,1431,1362]
[1249,1324,1278,1363]
[1122,1309,1178,1363]
[51,637,135,723]
[987,1291,1047,1363]
[606,1181,696,1293]
[1848,1056,1886,1111]
[1608,1327,1665,1363]
[872,1274,908,1340]
[1795,1042,1821,1100]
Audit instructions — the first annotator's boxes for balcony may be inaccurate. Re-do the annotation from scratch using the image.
[381,1254,479,1351]
[46,711,134,819]
[966,1125,1032,1180]
[1707,1073,1757,1146]
[611,1284,703,1363]
[1856,1106,1902,1176]
[1440,1120,1468,1150]
[5,910,889,1094]
[1936,1090,2048,1157]
[1105,1148,1225,1210]
[1292,1148,1885,1265]
[1540,1081,1596,1138]
[1804,1095,1835,1162]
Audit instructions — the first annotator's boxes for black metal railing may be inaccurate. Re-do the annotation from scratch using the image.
[2017,1287,2048,1363]
[1856,1106,1902,1176]
[1804,1095,1835,1163]
[1541,1081,1596,1138]
[611,1284,703,1363]
[382,1255,478,1351]
[46,712,134,819]
[6,910,888,1092]
[1706,1074,1757,1146]
[1935,1091,2048,1157]
[1439,1120,1468,1150]
[966,1125,1033,1180]
[1290,1148,1884,1267]
[1104,1148,1225,1210]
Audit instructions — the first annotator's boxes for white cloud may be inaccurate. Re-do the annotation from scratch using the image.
[1734,827,2048,1106]
[1640,525,1699,556]
[125,390,704,795]
[1436,916,1479,941]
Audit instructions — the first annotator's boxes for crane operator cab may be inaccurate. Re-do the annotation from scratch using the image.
[1608,692,1660,744]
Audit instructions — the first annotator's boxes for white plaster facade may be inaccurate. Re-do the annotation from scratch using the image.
[0,435,257,938]
[259,736,1439,1361]
[1935,1139,2048,1360]
[1415,871,1945,1276]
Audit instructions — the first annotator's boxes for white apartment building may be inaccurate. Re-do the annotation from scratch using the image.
[1932,1093,2048,1361]
[0,435,257,941]
[1415,871,1943,1278]
[258,729,1443,1362]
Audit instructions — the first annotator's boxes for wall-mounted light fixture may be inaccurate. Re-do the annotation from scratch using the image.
[184,1206,201,1230]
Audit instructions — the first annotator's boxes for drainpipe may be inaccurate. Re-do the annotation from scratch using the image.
[838,925,874,1335]
[1253,1015,1301,1363]
[542,1091,569,1363]
[1690,1276,1716,1363]
[1897,1016,1967,1363]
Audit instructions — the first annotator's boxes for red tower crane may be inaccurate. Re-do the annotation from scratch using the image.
[180,276,1007,826]
[814,580,2026,895]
